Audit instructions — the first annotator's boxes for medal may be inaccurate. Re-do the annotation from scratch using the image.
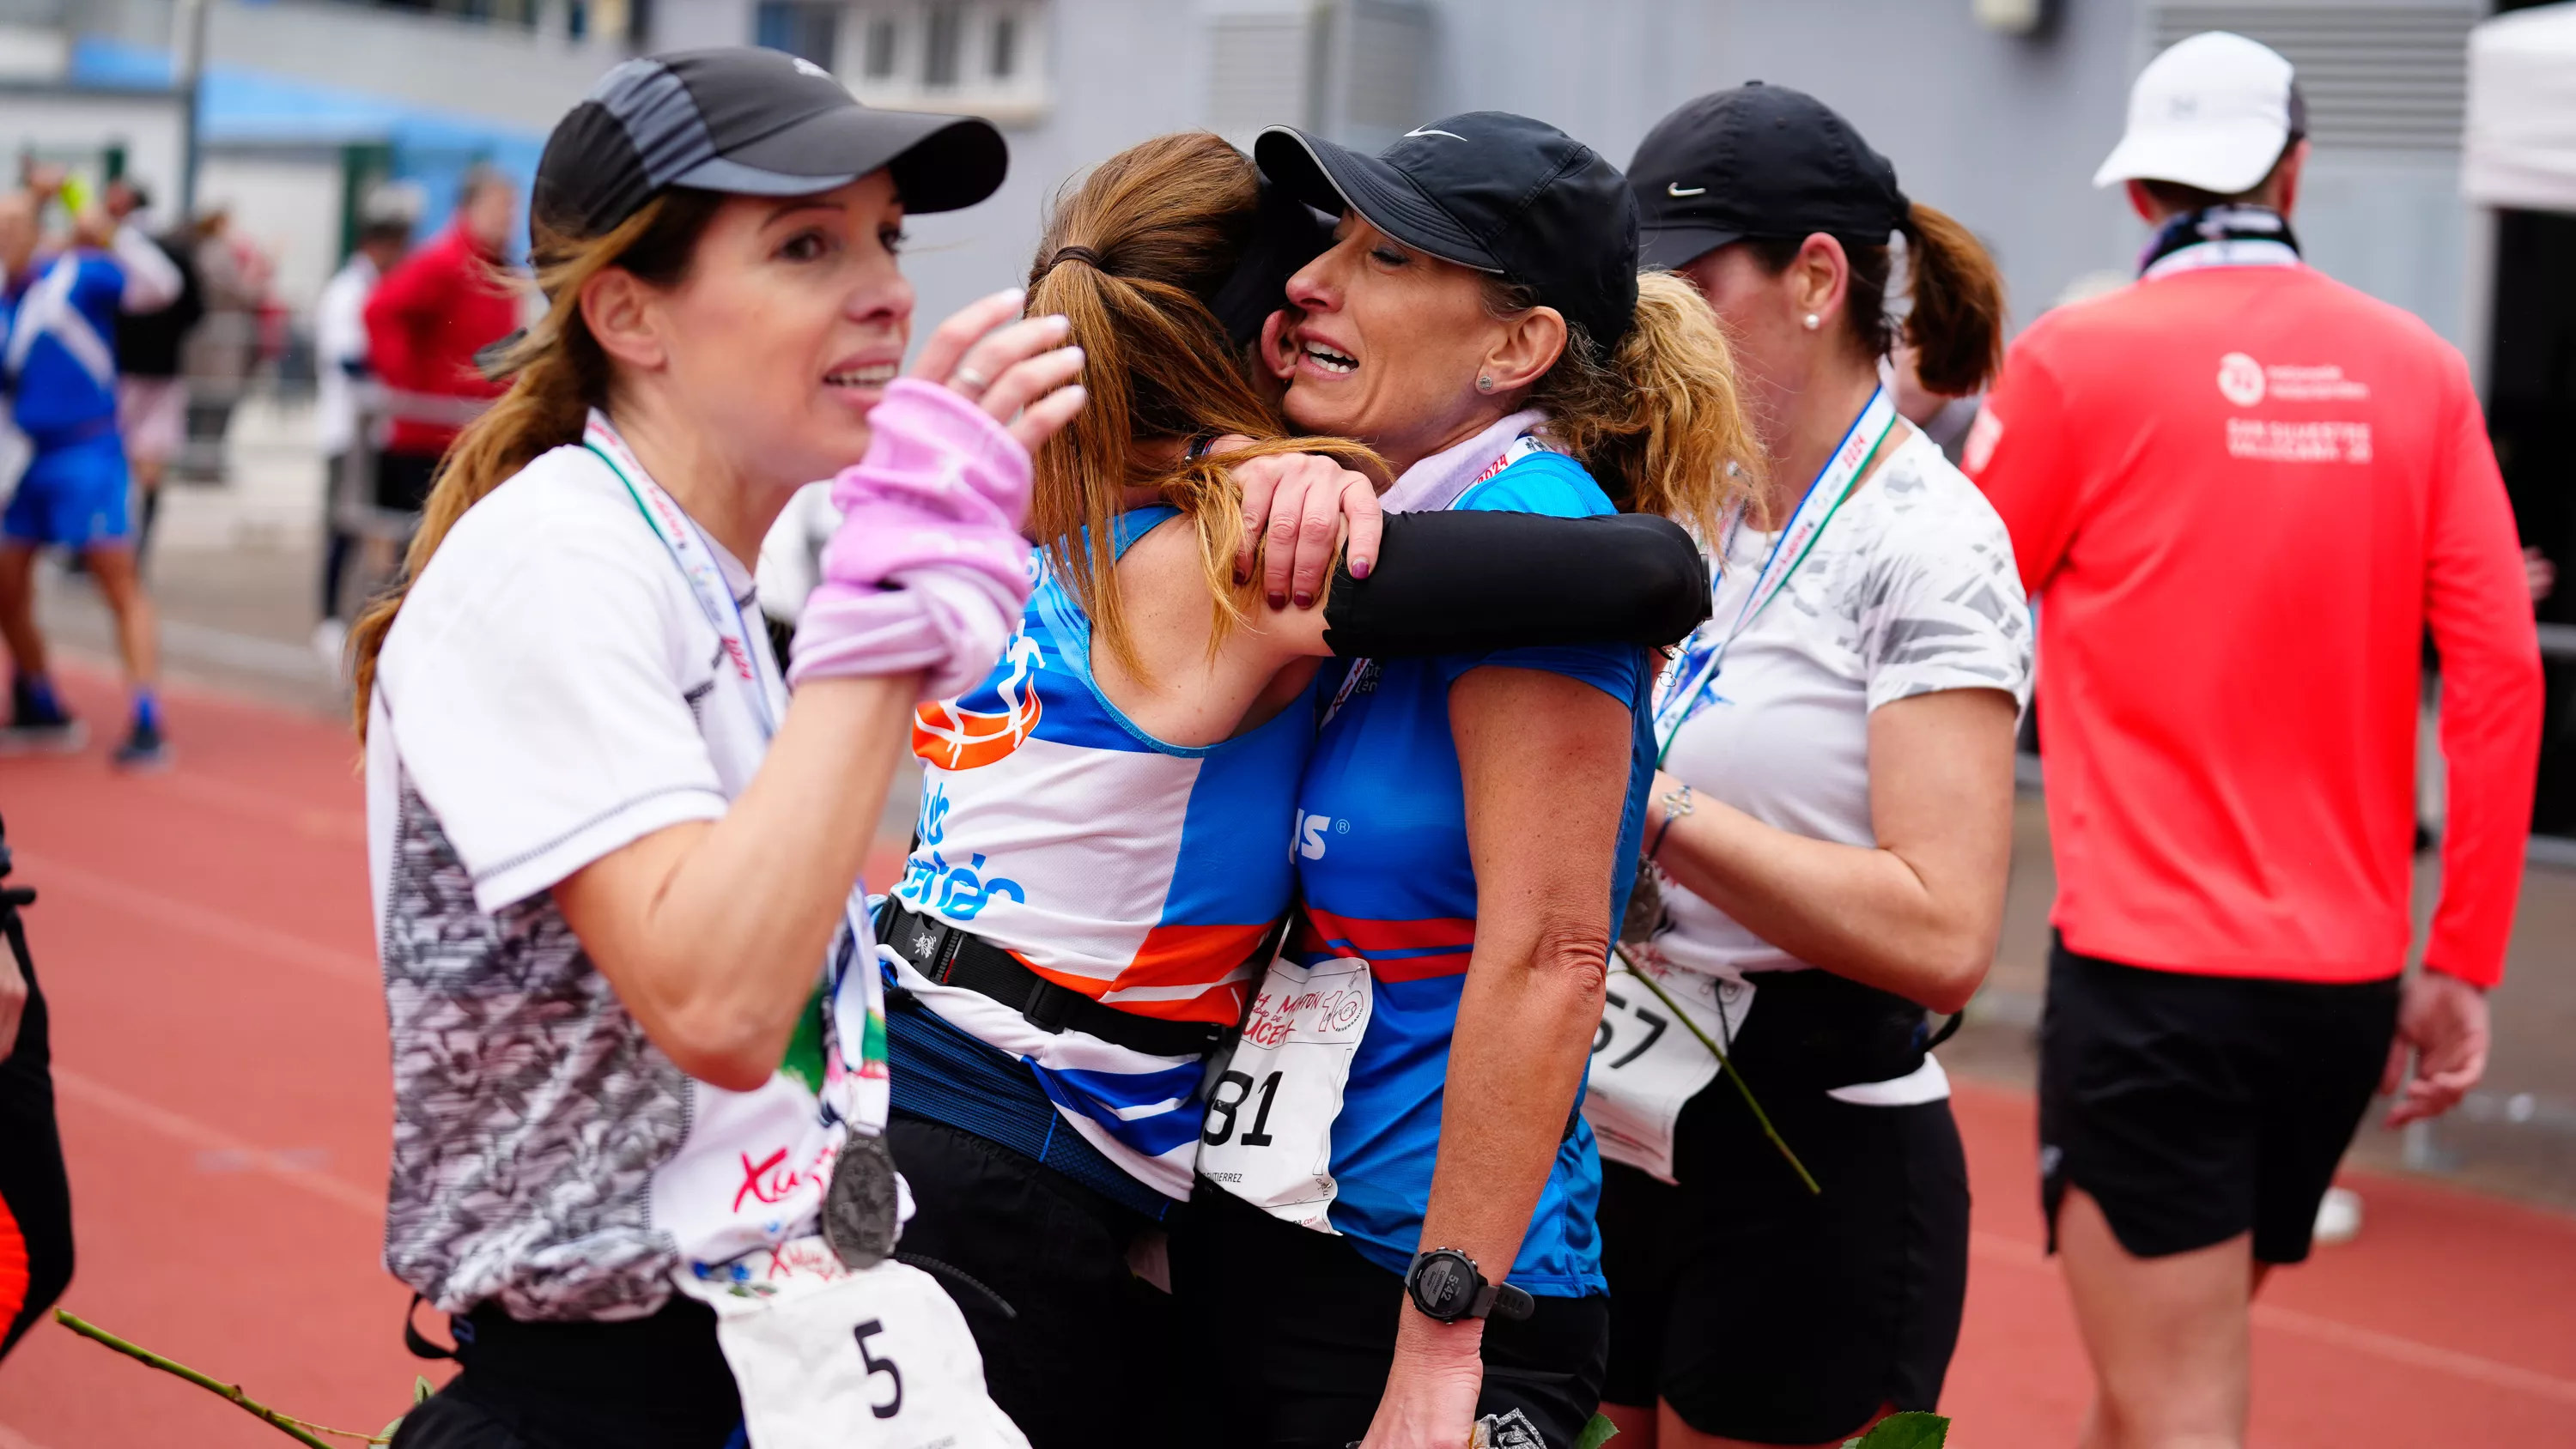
[823,1129,902,1270]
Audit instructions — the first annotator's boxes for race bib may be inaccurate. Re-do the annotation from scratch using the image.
[676,1240,1028,1449]
[1197,955,1372,1231]
[1583,961,1753,1185]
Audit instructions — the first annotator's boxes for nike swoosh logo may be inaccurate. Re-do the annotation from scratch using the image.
[1405,127,1468,142]
[1668,183,1707,197]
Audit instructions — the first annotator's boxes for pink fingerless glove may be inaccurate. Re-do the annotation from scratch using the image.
[789,379,1039,699]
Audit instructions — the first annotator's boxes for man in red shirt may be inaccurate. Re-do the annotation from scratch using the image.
[361,167,519,518]
[1968,32,2543,1449]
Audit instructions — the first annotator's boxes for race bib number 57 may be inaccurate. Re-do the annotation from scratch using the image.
[1198,955,1372,1232]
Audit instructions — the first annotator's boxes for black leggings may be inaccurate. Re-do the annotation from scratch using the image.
[0,944,74,1360]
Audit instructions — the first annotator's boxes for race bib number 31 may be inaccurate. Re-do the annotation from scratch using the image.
[1198,955,1371,1232]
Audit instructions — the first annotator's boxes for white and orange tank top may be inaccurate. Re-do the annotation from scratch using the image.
[888,505,1308,1196]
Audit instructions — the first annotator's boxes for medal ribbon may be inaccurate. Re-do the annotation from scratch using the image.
[1651,386,1899,760]
[585,412,888,1131]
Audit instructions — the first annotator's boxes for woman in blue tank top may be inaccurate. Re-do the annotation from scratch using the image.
[877,133,1717,1449]
[1169,114,1760,1449]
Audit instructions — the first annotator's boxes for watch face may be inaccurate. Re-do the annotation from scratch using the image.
[1413,1252,1471,1318]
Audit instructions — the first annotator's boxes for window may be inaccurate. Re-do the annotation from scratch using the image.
[847,3,1049,121]
[990,13,1018,79]
[865,16,899,79]
[756,1,840,68]
[924,2,964,88]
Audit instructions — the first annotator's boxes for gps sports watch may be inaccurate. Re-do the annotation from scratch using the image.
[1404,1247,1534,1324]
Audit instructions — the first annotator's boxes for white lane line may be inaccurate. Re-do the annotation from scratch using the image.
[16,852,376,987]
[52,1068,380,1220]
[1969,1230,2576,1406]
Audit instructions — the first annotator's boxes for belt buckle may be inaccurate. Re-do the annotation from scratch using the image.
[1023,978,1074,1034]
[900,909,961,984]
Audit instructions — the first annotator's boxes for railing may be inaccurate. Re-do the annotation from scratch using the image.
[330,385,489,545]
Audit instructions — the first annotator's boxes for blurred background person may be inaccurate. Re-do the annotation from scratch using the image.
[1967,33,2545,1449]
[173,204,266,472]
[106,177,204,566]
[361,166,517,527]
[1597,82,2026,1449]
[311,184,419,664]
[0,170,183,767]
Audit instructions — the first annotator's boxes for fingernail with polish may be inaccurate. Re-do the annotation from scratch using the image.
[1267,593,1286,610]
[1351,556,1372,579]
[1292,592,1314,609]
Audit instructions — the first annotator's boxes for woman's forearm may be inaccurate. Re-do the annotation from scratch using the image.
[1649,792,1986,1011]
[1396,668,1627,1373]
[555,675,924,1088]
[1648,688,2018,1014]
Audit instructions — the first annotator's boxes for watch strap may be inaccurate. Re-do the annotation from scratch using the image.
[1476,1281,1535,1322]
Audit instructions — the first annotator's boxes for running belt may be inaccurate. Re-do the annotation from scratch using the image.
[879,900,1227,1059]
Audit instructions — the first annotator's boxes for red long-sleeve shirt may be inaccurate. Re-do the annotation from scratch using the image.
[1968,260,2542,988]
[361,221,515,458]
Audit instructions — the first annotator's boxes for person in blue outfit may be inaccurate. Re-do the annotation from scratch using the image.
[0,172,183,767]
[1171,112,1760,1449]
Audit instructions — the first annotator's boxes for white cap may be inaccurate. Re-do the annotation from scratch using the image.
[2093,32,2301,194]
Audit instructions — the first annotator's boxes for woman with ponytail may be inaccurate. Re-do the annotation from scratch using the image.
[1589,85,2032,1449]
[1162,112,1759,1449]
[358,49,1082,1449]
[873,130,1714,1449]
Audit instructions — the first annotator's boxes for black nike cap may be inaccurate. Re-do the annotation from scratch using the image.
[1629,82,1909,271]
[1255,111,1640,351]
[534,46,1008,240]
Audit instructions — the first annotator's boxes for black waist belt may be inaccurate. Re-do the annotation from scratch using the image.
[879,900,1224,1059]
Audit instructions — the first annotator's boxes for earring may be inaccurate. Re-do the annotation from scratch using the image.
[1477,375,1494,391]
[1802,312,1821,331]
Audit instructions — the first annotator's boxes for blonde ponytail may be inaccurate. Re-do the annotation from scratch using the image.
[1493,270,1763,537]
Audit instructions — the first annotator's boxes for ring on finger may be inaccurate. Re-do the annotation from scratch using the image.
[954,363,993,396]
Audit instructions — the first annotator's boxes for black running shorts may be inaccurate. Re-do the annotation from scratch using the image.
[2038,937,2399,1264]
[1169,1184,1609,1448]
[1595,1046,1968,1441]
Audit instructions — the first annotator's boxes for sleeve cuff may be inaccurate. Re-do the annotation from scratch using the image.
[468,785,728,914]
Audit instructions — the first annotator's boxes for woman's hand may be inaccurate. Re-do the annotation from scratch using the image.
[909,288,1087,454]
[1360,1324,1485,1449]
[1214,440,1384,609]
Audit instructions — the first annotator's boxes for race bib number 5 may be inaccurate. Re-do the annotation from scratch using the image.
[677,1242,1028,1449]
[1582,961,1752,1185]
[1198,955,1371,1232]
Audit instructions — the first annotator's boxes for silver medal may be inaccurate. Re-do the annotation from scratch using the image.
[822,1128,901,1270]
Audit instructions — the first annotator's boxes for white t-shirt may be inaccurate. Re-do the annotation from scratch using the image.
[365,433,849,1319]
[1642,429,2033,1101]
[313,252,377,458]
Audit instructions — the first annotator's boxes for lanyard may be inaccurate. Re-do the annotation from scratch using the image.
[2140,238,2301,281]
[582,413,886,1120]
[1650,385,1898,760]
[583,414,782,738]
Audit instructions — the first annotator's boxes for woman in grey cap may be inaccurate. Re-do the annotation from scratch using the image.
[1593,82,2027,1449]
[349,48,1080,1449]
[1169,111,1758,1449]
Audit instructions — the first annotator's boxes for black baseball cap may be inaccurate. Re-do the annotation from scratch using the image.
[1255,112,1639,351]
[1629,82,1909,270]
[534,46,1007,239]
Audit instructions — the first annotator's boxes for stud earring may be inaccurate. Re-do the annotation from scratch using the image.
[1477,375,1494,391]
[1802,312,1821,331]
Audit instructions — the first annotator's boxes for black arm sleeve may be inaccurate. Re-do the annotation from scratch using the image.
[1320,510,1712,658]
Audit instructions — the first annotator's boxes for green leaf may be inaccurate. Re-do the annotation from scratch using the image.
[1844,1410,1948,1449]
[1573,1414,1619,1449]
[414,1375,435,1404]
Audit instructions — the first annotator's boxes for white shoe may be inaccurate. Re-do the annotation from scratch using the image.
[313,618,349,668]
[2314,1185,2363,1246]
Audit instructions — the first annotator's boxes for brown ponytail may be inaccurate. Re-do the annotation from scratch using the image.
[1894,202,2004,397]
[1485,270,1763,539]
[1024,132,1380,677]
[348,189,725,737]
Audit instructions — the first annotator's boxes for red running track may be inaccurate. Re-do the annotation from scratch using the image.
[2,664,2573,1446]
